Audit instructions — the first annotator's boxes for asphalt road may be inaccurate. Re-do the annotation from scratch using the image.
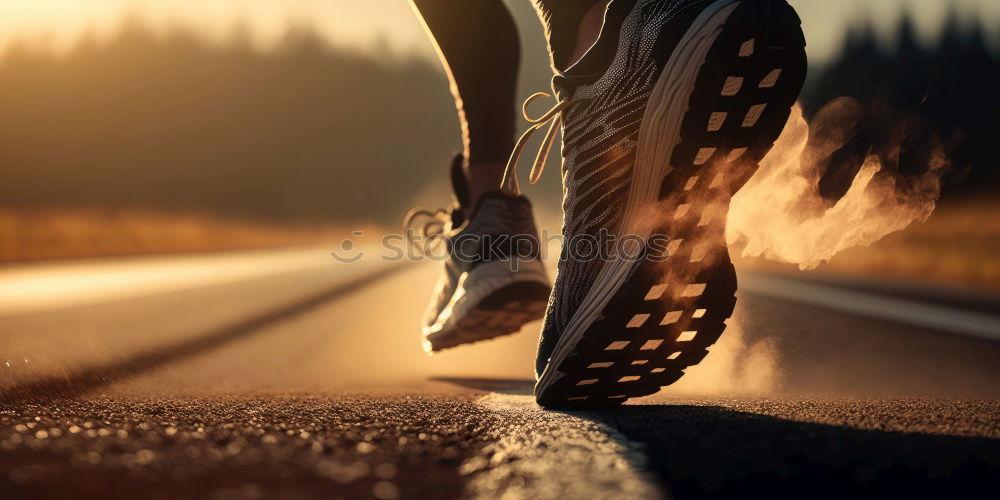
[1,249,999,499]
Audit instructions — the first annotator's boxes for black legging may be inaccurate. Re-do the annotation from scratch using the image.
[410,0,601,165]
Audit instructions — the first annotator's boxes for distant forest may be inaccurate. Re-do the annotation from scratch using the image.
[801,11,1000,200]
[0,22,458,225]
[0,12,997,225]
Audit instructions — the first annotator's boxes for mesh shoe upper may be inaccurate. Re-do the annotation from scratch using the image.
[535,0,716,376]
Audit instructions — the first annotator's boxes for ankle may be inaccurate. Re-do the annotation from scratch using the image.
[462,161,508,215]
[567,0,612,68]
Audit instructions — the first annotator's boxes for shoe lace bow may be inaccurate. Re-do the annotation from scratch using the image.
[500,92,577,196]
[403,92,575,246]
[402,207,453,256]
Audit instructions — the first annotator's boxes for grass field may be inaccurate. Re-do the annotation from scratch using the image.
[0,208,348,262]
[2,201,996,290]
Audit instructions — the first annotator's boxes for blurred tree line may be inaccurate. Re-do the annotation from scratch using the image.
[0,20,459,225]
[801,9,1000,201]
[0,9,997,227]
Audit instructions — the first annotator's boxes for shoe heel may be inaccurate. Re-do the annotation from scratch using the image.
[740,0,805,50]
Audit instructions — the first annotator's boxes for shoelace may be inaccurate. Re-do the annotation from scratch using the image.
[500,92,577,196]
[402,207,455,256]
[403,92,574,248]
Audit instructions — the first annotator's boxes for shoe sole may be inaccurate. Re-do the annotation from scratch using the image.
[536,0,807,409]
[425,262,551,352]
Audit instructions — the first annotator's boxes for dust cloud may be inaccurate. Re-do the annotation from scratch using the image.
[727,100,948,270]
[665,317,781,396]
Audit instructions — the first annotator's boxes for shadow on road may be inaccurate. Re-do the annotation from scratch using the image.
[429,377,533,396]
[589,404,998,499]
[434,377,999,499]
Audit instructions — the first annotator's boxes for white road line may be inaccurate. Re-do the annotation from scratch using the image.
[466,393,664,500]
[739,273,1000,342]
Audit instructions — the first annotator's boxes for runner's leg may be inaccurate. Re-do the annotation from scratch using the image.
[410,0,521,211]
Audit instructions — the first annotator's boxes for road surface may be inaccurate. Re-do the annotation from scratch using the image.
[1,248,998,499]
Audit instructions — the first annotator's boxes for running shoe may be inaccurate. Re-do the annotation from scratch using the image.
[406,155,552,352]
[502,0,807,408]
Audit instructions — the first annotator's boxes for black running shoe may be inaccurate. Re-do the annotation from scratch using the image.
[406,156,552,352]
[503,0,807,408]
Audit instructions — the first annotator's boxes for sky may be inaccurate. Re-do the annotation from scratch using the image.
[0,0,998,64]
